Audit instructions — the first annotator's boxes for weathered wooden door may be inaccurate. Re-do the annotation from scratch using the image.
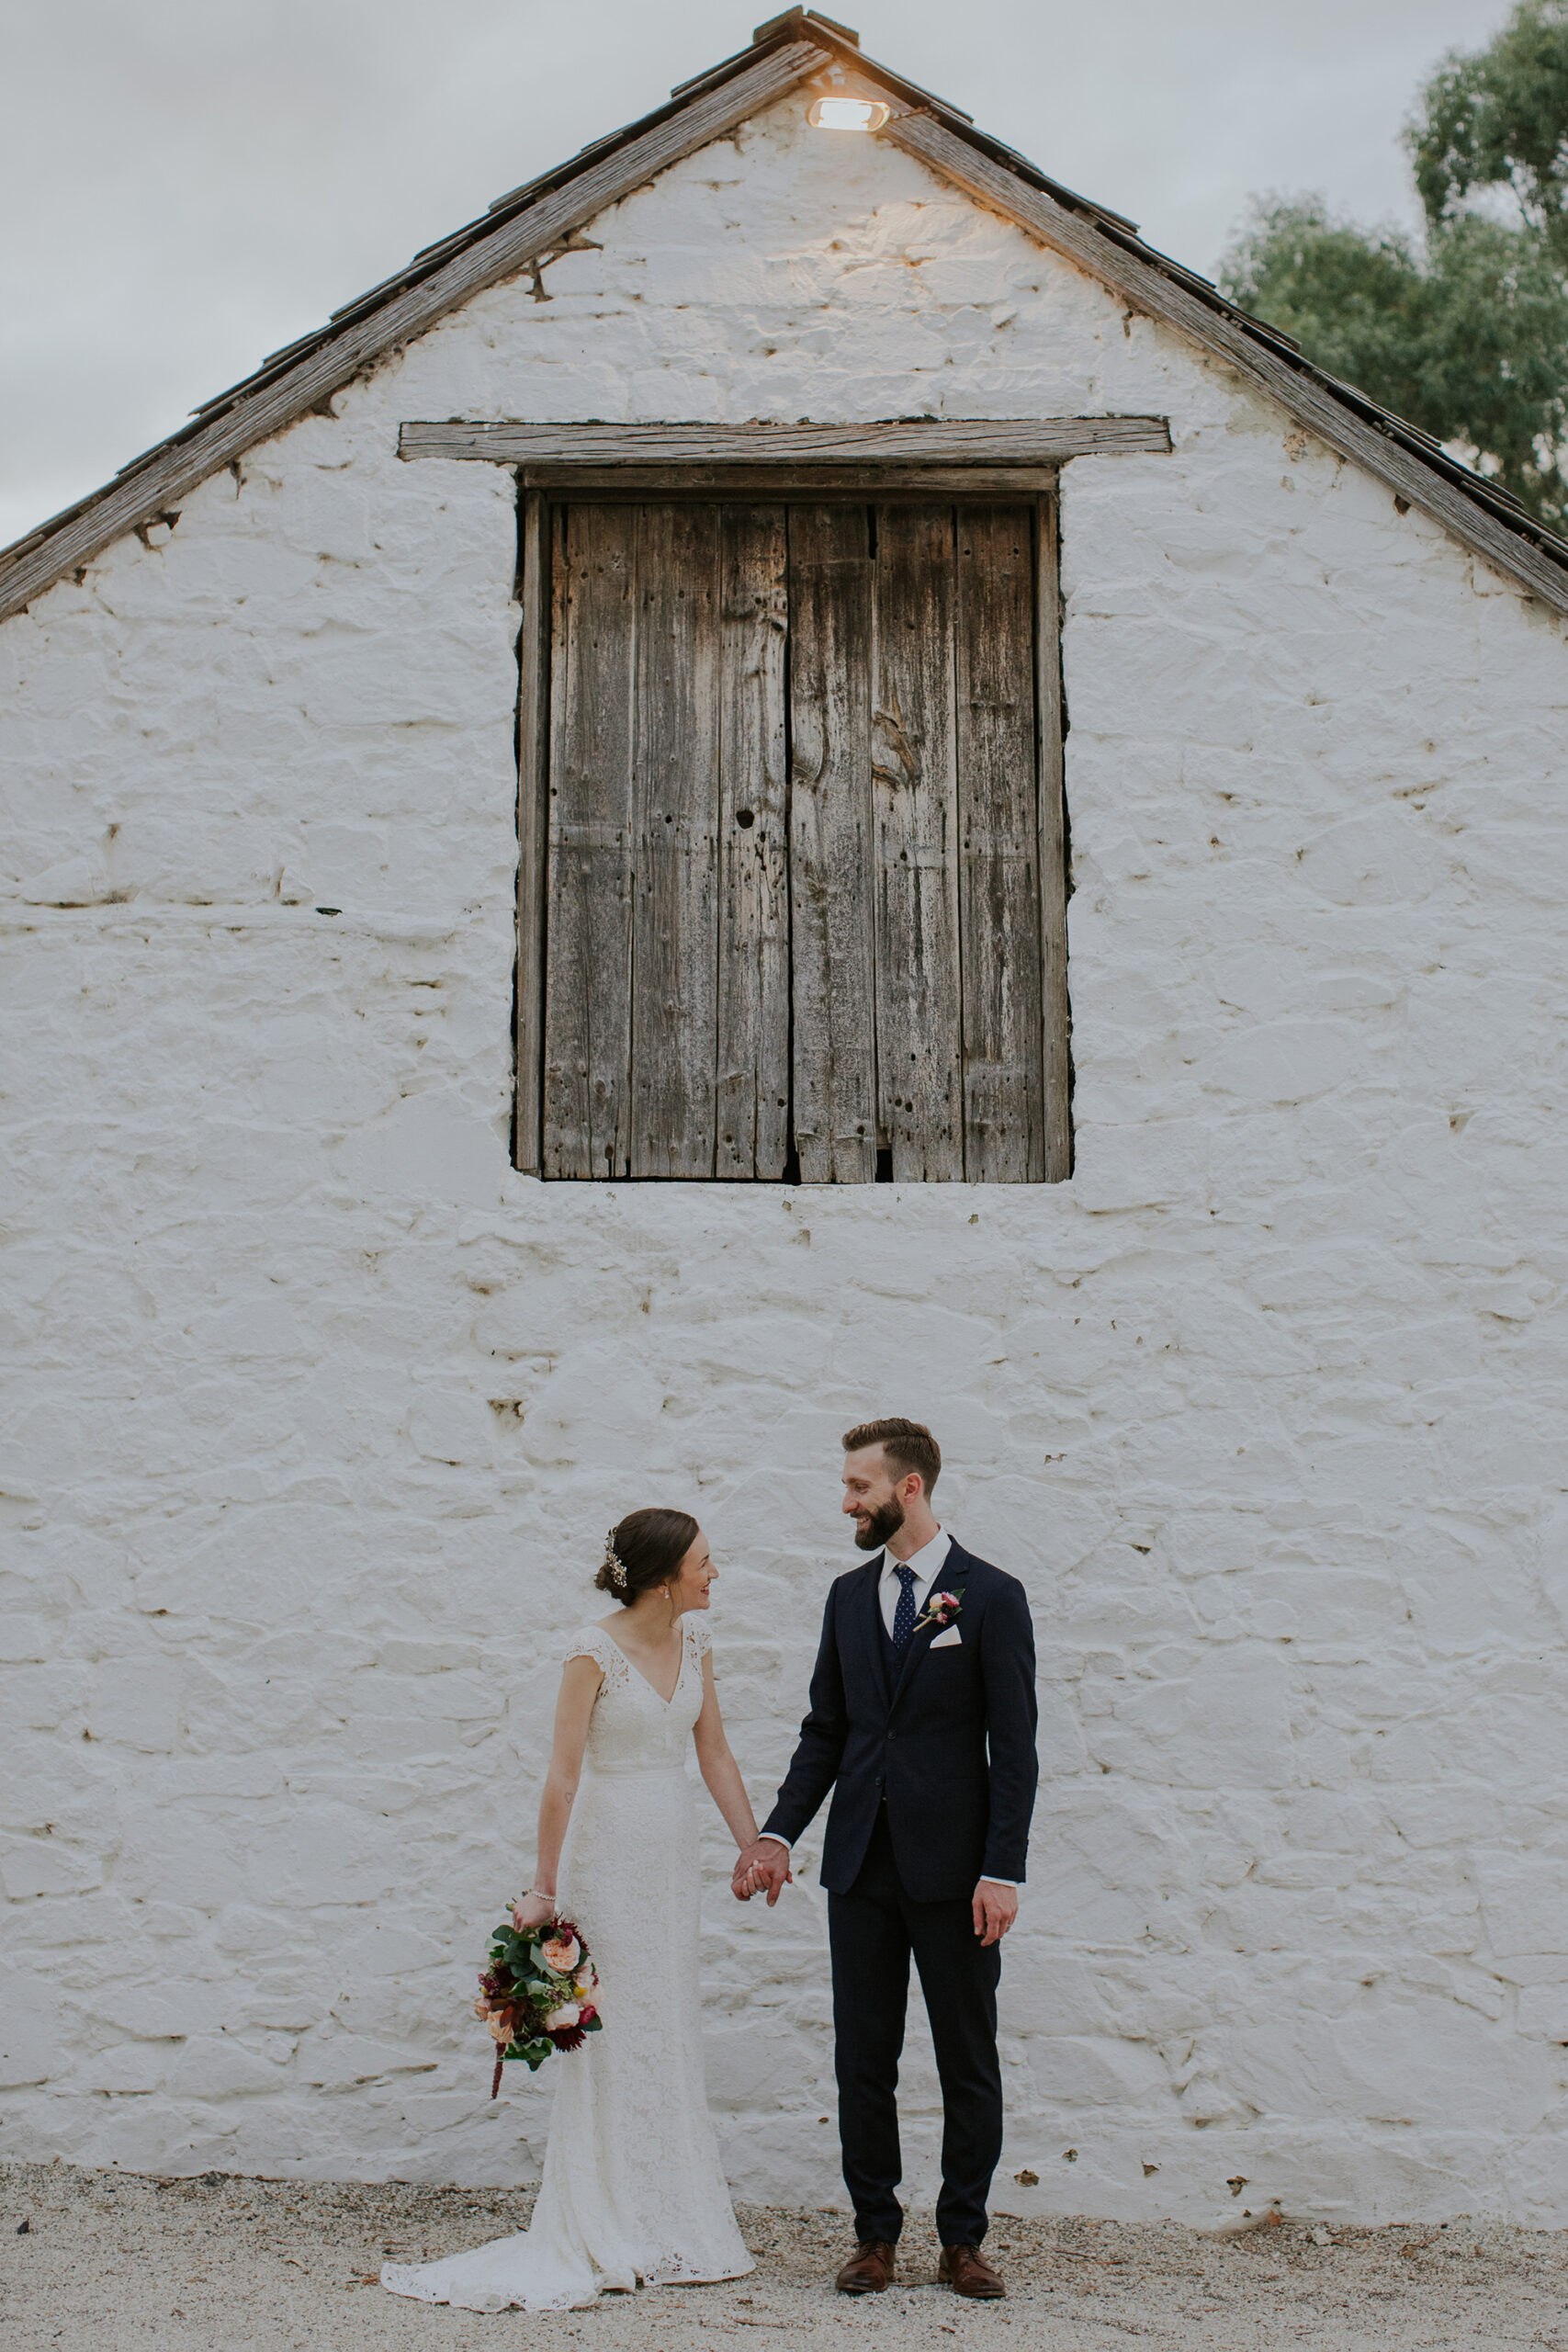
[536,495,1066,1182]
[788,502,1050,1183]
[541,501,789,1180]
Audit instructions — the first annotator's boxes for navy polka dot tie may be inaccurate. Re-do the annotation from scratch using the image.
[892,1563,919,1648]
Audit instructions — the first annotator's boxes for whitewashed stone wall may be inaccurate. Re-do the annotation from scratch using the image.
[4,97,1568,2230]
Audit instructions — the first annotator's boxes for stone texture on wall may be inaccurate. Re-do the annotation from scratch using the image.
[3,98,1567,2229]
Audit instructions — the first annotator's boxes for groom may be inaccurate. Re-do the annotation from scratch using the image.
[732,1419,1037,2301]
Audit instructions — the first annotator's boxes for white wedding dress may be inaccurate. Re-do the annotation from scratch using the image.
[381,1616,753,2312]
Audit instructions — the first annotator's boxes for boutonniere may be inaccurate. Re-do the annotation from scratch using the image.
[913,1589,962,1634]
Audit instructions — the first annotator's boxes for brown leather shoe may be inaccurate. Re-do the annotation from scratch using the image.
[835,2241,897,2294]
[939,2243,1006,2298]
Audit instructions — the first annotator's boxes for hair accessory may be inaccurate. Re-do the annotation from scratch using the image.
[604,1530,629,1596]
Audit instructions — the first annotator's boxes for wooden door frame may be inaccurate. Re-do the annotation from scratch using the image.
[515,486,552,1176]
[1034,492,1071,1182]
[502,455,1131,1180]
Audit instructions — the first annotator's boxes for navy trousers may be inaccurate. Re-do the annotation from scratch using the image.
[828,1804,1004,2248]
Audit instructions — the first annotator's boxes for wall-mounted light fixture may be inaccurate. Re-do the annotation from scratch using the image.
[807,93,891,130]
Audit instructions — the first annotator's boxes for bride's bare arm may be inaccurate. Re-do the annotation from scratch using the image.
[692,1651,774,1862]
[514,1654,604,1927]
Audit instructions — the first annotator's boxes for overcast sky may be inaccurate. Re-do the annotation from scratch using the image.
[2,0,1516,550]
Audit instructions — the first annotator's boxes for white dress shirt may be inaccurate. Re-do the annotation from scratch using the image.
[761,1528,1019,1891]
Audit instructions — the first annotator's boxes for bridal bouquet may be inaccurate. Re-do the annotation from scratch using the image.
[476,1907,602,2098]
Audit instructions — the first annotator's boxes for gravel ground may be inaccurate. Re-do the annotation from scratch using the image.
[3,2164,1567,2349]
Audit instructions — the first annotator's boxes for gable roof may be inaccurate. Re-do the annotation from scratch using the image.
[4,6,1567,626]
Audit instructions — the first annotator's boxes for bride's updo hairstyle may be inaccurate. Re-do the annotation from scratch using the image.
[596,1508,700,1606]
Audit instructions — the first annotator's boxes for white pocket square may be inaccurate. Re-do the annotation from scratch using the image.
[930,1625,962,1649]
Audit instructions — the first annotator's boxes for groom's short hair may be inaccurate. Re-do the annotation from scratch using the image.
[843,1417,942,1496]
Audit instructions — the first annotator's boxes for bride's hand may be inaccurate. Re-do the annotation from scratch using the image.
[512,1892,557,1931]
[731,1840,791,1905]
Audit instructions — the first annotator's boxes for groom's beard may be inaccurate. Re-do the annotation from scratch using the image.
[852,1497,906,1551]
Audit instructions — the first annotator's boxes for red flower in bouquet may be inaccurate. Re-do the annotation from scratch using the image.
[546,2002,599,2054]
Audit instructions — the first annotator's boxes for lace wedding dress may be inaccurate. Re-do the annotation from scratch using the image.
[381,1615,754,2313]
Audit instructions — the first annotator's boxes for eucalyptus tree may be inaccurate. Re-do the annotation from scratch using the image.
[1220,1,1568,530]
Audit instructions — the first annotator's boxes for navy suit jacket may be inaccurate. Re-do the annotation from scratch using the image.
[761,1542,1038,1903]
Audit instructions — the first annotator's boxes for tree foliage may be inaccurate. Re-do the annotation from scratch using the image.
[1218,2,1568,531]
[1411,0,1568,265]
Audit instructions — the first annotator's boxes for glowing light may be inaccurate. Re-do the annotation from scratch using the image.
[807,95,891,131]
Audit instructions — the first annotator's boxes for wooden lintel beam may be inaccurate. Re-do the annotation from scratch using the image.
[0,40,830,627]
[884,110,1568,620]
[398,417,1171,467]
[512,466,1064,496]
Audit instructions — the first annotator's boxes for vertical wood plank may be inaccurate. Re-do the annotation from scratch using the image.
[629,503,721,1178]
[716,506,790,1180]
[1036,491,1073,1182]
[513,488,550,1175]
[872,503,964,1182]
[541,502,637,1179]
[787,504,877,1184]
[955,503,1044,1182]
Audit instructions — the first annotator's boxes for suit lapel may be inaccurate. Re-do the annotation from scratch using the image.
[889,1545,971,1713]
[843,1556,888,1711]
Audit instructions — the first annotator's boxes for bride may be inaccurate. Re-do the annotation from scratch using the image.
[381,1509,774,2313]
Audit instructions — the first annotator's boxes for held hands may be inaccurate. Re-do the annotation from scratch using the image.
[731,1838,792,1905]
[728,1849,1011,1929]
[972,1879,1018,1948]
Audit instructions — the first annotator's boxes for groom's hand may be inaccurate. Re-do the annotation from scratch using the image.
[732,1838,792,1905]
[972,1880,1018,1947]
